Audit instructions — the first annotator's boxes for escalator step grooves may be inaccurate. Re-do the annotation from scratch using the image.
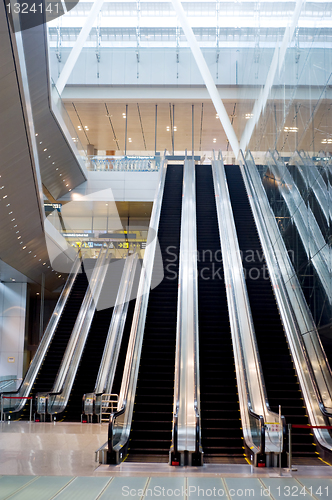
[196,165,245,462]
[126,164,183,462]
[225,164,317,460]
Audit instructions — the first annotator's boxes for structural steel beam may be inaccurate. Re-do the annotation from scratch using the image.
[170,0,239,157]
[56,0,106,95]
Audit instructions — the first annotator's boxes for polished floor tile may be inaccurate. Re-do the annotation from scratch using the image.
[1,421,332,488]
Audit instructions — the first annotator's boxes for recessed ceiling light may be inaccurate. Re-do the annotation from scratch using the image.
[6,204,10,207]
[43,148,47,152]
[9,211,12,214]
[69,189,72,191]
[66,184,69,187]
[60,174,62,176]
[36,292,40,295]
[23,246,26,249]
[13,224,17,227]
[3,195,7,199]
[35,133,38,136]
[17,236,21,239]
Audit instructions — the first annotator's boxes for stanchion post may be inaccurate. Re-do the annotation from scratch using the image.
[29,398,32,422]
[288,423,292,470]
[100,396,102,424]
[0,394,3,422]
[279,405,282,475]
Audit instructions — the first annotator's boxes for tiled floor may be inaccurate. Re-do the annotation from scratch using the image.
[1,422,332,499]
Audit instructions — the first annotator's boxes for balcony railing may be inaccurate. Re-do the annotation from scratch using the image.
[86,155,161,172]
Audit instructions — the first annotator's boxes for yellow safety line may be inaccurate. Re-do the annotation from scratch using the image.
[318,456,332,466]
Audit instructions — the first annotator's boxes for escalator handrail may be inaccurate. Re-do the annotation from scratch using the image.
[94,252,139,395]
[108,153,167,456]
[247,150,332,415]
[172,153,201,458]
[266,150,331,302]
[291,150,331,224]
[241,150,332,452]
[261,150,332,407]
[212,153,271,456]
[46,246,111,413]
[0,253,82,413]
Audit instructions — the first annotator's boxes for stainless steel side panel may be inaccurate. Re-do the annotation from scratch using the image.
[174,157,200,453]
[241,151,332,454]
[47,247,111,414]
[212,156,280,454]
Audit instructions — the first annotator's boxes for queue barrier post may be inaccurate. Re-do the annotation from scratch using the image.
[288,423,292,470]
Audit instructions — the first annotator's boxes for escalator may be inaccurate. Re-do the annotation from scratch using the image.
[125,165,183,462]
[110,261,142,397]
[195,165,245,463]
[287,164,329,244]
[225,165,318,463]
[61,258,132,421]
[20,262,93,419]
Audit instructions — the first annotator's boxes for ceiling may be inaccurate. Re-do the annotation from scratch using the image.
[62,98,332,155]
[0,7,67,291]
[60,199,152,218]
